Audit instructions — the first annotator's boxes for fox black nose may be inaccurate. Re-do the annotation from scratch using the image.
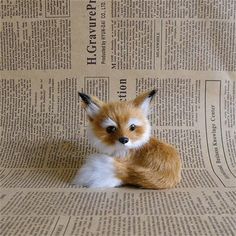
[119,137,129,144]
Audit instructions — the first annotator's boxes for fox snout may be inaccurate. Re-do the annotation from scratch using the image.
[119,137,129,144]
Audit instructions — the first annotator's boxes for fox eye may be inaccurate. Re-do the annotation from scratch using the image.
[106,126,116,133]
[129,124,136,131]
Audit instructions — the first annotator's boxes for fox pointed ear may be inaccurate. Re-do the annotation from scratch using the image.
[79,92,104,118]
[133,89,156,115]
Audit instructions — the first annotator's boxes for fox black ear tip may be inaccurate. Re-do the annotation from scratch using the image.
[149,89,157,97]
[78,92,86,97]
[78,92,91,104]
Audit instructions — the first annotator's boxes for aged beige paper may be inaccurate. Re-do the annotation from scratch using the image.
[1,0,236,235]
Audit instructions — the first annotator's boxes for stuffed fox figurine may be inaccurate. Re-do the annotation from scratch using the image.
[73,90,181,189]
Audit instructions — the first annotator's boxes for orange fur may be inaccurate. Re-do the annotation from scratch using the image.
[114,138,181,189]
[79,90,181,189]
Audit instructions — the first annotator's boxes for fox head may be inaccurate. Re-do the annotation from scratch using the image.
[79,90,156,157]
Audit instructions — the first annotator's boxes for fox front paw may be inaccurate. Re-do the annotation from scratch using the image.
[72,154,122,188]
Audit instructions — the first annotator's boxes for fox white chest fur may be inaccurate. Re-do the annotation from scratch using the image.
[73,90,181,189]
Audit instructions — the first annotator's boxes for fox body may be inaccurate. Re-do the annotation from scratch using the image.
[73,90,181,189]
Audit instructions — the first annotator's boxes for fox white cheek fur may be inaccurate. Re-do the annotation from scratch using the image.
[73,90,181,189]
[86,125,128,157]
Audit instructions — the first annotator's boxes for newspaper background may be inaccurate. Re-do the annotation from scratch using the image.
[0,0,236,235]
